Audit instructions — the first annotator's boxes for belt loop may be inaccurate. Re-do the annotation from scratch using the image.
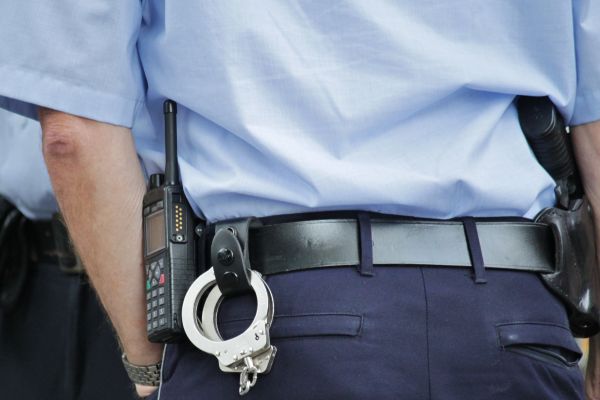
[462,218,486,284]
[357,212,374,276]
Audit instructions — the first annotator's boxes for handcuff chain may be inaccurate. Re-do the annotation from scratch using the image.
[239,357,259,395]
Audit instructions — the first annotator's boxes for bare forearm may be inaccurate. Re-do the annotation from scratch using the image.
[39,108,162,366]
[572,120,600,399]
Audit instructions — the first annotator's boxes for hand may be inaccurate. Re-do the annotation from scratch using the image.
[124,351,163,399]
[587,366,600,400]
[135,383,159,399]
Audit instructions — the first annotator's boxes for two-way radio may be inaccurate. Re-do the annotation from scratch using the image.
[143,100,201,342]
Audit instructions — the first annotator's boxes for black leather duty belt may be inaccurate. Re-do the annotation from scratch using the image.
[242,219,555,276]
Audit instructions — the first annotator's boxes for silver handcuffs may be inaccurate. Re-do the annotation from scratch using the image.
[182,267,277,395]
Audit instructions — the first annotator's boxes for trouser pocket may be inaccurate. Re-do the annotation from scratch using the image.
[218,312,363,340]
[496,322,582,368]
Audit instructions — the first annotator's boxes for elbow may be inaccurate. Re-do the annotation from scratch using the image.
[42,126,81,161]
[40,109,85,164]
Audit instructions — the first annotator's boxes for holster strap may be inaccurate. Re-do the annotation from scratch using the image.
[247,219,555,275]
[30,216,84,274]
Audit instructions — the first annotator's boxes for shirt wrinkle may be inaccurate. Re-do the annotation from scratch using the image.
[1,1,599,220]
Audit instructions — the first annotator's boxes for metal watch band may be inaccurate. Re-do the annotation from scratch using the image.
[121,354,161,387]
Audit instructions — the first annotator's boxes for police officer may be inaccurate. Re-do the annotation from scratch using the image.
[0,109,137,400]
[1,2,599,399]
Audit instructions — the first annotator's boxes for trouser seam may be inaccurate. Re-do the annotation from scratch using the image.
[157,344,168,400]
[64,276,83,400]
[420,267,432,400]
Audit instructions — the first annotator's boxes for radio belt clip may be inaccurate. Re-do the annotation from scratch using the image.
[182,218,277,396]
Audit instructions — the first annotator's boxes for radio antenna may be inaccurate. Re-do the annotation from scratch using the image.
[164,99,180,186]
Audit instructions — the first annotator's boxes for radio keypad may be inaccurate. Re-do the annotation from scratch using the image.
[146,257,168,333]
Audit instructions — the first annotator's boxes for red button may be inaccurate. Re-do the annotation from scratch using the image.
[159,274,165,285]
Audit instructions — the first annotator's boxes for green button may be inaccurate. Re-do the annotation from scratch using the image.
[146,280,151,290]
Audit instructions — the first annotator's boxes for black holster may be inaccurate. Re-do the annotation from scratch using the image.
[0,197,29,313]
[535,196,600,337]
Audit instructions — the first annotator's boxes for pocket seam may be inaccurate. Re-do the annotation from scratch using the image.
[221,311,362,324]
[504,345,579,368]
[219,312,364,340]
[495,321,571,331]
[495,321,581,369]
[495,321,572,347]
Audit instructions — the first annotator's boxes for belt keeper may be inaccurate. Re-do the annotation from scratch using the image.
[357,212,374,276]
[462,218,487,284]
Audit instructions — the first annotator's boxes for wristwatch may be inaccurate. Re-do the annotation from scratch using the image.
[121,354,162,387]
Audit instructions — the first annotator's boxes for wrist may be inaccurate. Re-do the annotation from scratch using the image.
[116,316,164,366]
[122,341,164,366]
[122,352,163,388]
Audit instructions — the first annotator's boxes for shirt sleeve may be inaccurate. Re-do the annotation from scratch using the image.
[0,1,145,128]
[0,109,58,220]
[571,0,600,125]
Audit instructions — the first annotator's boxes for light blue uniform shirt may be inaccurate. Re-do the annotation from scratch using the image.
[0,109,58,220]
[1,1,599,222]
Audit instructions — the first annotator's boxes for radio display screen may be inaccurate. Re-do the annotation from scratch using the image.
[145,209,166,256]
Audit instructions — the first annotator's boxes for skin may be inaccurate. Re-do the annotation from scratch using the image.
[572,121,600,400]
[39,108,162,398]
[39,107,600,398]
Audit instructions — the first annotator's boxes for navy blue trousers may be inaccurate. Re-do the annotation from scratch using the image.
[152,266,584,399]
[0,261,136,400]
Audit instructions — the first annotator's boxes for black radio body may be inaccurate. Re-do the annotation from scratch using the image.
[143,100,201,342]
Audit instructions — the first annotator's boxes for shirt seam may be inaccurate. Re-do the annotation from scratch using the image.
[0,63,143,104]
[0,64,144,127]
